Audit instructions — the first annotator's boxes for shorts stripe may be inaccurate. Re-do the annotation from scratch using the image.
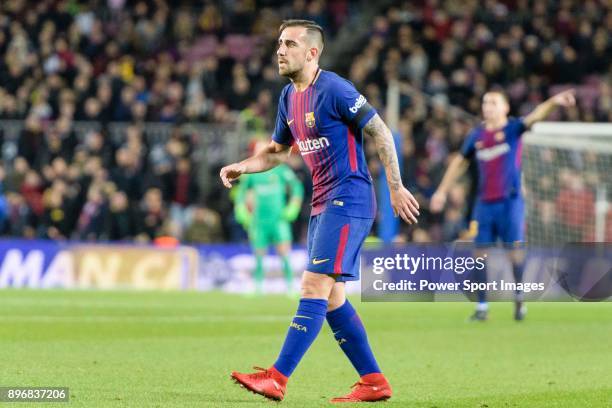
[334,224,350,275]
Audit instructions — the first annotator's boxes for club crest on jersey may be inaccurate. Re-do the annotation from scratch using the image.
[305,112,316,128]
[495,131,505,142]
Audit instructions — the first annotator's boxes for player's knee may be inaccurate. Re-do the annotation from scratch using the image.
[300,282,325,298]
[327,296,345,311]
[300,273,334,299]
[327,287,346,311]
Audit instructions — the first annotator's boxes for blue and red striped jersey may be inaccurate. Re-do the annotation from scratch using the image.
[272,70,377,218]
[460,117,526,202]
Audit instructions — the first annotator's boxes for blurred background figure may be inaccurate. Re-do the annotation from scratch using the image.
[234,139,304,294]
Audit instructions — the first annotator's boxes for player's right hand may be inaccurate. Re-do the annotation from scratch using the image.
[220,163,246,188]
[551,88,576,107]
[430,191,446,213]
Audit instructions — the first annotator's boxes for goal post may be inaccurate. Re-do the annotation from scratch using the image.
[522,122,612,244]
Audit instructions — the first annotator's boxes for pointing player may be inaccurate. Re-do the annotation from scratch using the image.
[221,20,419,402]
[235,139,304,294]
[431,89,576,320]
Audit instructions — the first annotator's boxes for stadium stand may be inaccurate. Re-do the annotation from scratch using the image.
[0,0,610,243]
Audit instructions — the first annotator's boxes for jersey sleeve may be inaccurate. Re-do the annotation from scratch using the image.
[508,117,527,140]
[272,87,293,146]
[460,128,479,159]
[332,78,377,130]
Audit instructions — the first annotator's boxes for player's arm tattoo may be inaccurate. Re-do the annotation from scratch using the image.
[363,114,402,191]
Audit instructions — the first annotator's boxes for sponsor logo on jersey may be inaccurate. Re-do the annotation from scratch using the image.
[476,142,511,161]
[333,200,344,207]
[349,94,367,114]
[305,112,316,128]
[297,137,330,155]
[287,118,294,126]
[312,258,330,265]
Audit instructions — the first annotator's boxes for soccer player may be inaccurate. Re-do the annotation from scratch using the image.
[220,19,419,402]
[430,89,576,320]
[234,139,304,294]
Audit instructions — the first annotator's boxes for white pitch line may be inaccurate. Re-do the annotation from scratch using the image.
[0,299,209,310]
[0,315,290,324]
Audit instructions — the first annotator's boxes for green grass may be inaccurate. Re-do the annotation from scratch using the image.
[0,290,611,407]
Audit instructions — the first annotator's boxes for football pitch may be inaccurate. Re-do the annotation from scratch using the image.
[1,290,610,407]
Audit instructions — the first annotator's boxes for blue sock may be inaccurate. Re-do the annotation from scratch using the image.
[326,300,381,376]
[273,298,328,377]
[475,264,488,304]
[512,262,525,301]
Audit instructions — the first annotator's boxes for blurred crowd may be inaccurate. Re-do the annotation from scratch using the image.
[0,0,610,243]
[351,0,612,242]
[0,0,346,124]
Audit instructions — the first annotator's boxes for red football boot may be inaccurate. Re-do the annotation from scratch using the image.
[231,366,288,401]
[331,373,392,403]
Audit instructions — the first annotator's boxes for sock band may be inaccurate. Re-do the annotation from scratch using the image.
[273,298,328,377]
[326,300,381,376]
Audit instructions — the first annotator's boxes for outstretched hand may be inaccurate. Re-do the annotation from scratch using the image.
[390,186,420,224]
[220,163,246,188]
[551,89,576,108]
[429,191,447,213]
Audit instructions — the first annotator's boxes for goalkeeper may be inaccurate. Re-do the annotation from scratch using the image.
[235,140,304,294]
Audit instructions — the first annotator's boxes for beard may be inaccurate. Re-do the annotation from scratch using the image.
[278,62,301,79]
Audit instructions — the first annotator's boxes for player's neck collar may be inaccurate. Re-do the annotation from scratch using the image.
[293,67,321,93]
[483,118,508,131]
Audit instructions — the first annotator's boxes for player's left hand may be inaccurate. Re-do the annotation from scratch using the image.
[551,89,576,107]
[390,186,420,225]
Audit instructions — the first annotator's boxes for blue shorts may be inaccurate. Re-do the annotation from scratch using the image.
[306,212,373,282]
[473,195,524,246]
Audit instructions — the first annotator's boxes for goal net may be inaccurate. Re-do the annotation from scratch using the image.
[522,122,612,244]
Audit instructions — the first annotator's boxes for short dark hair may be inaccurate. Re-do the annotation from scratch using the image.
[484,89,509,104]
[279,19,325,50]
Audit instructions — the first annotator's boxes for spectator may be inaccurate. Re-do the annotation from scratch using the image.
[184,206,223,244]
[169,157,200,239]
[137,187,166,241]
[103,190,139,241]
[76,185,107,241]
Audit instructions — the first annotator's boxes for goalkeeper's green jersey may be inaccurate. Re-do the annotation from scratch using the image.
[235,165,304,224]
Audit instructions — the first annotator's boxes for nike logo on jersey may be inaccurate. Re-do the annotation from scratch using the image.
[312,258,330,265]
[287,119,294,126]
